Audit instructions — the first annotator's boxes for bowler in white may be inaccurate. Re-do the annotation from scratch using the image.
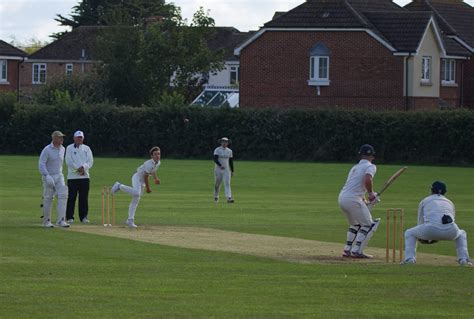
[213,137,234,203]
[111,146,161,228]
[338,144,380,258]
[402,181,472,266]
[38,131,70,228]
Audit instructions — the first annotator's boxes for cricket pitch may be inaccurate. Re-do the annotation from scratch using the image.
[70,225,458,266]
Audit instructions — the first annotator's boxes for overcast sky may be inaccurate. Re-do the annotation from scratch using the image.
[1,0,473,44]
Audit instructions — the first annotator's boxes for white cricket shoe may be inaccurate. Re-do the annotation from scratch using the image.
[351,252,373,259]
[459,259,473,267]
[81,218,90,224]
[126,219,137,228]
[56,220,70,228]
[214,197,219,203]
[43,221,54,228]
[400,258,416,265]
[111,182,121,194]
[67,219,74,224]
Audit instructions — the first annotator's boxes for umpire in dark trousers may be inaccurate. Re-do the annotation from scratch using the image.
[65,130,94,224]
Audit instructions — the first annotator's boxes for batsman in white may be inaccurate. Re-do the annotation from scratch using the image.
[111,146,161,228]
[338,144,380,258]
[213,137,234,203]
[402,181,472,266]
[38,131,70,228]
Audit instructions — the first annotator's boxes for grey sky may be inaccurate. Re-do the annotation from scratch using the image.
[1,0,473,44]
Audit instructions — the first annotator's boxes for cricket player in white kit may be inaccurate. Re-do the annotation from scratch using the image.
[111,146,161,228]
[402,181,472,266]
[213,137,234,203]
[338,144,380,258]
[38,131,70,228]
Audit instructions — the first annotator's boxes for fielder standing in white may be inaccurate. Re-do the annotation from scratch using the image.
[213,137,234,203]
[111,146,161,228]
[402,181,472,266]
[338,144,380,258]
[65,130,94,224]
[38,131,70,228]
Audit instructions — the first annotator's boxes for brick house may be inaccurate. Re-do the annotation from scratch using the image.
[19,26,101,97]
[405,0,474,108]
[234,0,472,110]
[0,40,27,96]
[19,25,252,102]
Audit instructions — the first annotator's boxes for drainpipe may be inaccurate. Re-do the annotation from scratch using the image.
[405,53,411,111]
[460,59,465,107]
[17,57,25,102]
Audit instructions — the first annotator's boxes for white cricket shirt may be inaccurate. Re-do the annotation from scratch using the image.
[38,143,65,176]
[136,159,160,183]
[214,146,233,170]
[339,159,377,198]
[65,143,94,179]
[417,194,455,225]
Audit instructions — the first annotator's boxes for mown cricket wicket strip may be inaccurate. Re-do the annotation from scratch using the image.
[386,208,404,263]
[101,186,115,226]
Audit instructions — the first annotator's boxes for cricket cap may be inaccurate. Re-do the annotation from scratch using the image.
[218,137,231,144]
[431,181,447,195]
[74,130,84,138]
[358,144,375,156]
[51,131,66,138]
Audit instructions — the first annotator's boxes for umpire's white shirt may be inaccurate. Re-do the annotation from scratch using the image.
[66,143,93,179]
[39,143,65,176]
[417,194,455,225]
[339,159,377,199]
[214,146,233,170]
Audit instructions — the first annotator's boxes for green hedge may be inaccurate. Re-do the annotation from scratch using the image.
[1,102,474,164]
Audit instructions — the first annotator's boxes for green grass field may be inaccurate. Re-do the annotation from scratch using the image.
[0,155,473,318]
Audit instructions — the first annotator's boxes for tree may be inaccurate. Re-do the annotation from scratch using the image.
[53,0,175,38]
[95,7,224,106]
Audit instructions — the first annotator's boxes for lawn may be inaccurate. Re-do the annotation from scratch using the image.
[0,155,473,318]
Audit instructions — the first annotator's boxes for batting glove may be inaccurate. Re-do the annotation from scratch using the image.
[45,175,55,188]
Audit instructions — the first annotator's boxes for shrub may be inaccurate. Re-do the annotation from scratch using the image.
[1,103,473,165]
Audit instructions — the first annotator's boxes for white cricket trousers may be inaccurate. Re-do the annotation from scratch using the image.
[119,173,143,220]
[404,223,470,262]
[338,195,373,226]
[214,168,232,199]
[42,174,68,225]
[339,194,378,254]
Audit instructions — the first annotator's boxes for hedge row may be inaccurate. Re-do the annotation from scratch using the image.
[1,102,474,164]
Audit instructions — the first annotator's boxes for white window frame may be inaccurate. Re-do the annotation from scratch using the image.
[308,56,330,86]
[441,59,455,85]
[32,63,47,84]
[65,63,73,77]
[0,60,7,82]
[229,65,239,85]
[421,56,431,84]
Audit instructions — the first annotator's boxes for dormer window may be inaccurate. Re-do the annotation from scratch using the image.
[308,43,330,86]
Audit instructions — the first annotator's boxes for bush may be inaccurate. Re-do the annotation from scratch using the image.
[0,92,16,119]
[1,103,473,165]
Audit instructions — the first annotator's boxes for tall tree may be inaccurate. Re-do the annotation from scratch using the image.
[53,0,175,38]
[95,7,223,106]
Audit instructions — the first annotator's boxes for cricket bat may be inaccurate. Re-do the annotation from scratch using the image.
[367,166,407,210]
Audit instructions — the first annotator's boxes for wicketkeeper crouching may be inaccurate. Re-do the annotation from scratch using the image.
[401,181,472,266]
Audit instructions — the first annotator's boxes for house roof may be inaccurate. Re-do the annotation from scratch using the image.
[405,0,474,52]
[28,26,102,61]
[206,27,255,61]
[28,25,251,62]
[236,0,470,56]
[0,40,27,58]
[264,0,405,29]
[363,11,432,52]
